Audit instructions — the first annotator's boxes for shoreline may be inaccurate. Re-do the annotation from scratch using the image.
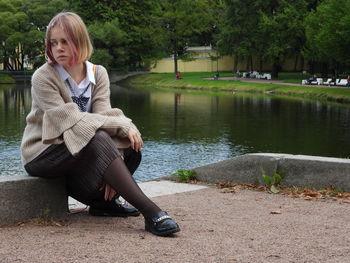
[121,73,350,105]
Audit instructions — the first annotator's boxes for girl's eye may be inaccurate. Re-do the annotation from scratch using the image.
[51,41,57,46]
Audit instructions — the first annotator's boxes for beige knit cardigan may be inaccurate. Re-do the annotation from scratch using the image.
[21,63,139,165]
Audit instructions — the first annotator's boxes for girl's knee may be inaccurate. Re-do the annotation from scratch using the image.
[94,130,111,142]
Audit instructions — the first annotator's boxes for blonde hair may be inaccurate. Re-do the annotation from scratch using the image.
[46,12,93,66]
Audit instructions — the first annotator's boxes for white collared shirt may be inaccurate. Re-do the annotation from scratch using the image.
[55,61,96,112]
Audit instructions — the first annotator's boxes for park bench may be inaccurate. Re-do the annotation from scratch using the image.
[257,73,271,80]
[336,79,348,86]
[242,72,271,80]
[301,78,323,85]
[323,79,336,86]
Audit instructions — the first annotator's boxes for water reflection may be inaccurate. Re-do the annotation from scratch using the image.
[0,83,31,177]
[2,83,350,181]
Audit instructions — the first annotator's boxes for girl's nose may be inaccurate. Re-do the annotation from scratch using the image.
[57,43,64,51]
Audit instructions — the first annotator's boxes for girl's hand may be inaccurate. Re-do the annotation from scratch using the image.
[99,183,117,201]
[128,129,144,152]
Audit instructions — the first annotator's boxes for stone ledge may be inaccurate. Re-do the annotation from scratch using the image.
[193,153,350,192]
[2,153,350,225]
[0,176,68,225]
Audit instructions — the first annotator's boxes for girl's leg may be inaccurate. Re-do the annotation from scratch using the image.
[102,155,180,236]
[102,155,161,219]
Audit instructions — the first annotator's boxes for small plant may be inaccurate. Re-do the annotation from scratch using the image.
[173,169,196,182]
[262,172,282,193]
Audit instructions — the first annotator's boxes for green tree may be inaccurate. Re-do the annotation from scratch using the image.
[0,0,28,70]
[217,0,262,72]
[304,0,350,75]
[256,0,308,78]
[217,0,312,76]
[72,0,164,70]
[159,0,214,74]
[0,0,68,70]
[88,19,127,69]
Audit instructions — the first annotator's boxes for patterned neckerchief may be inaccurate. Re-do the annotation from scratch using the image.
[65,79,90,112]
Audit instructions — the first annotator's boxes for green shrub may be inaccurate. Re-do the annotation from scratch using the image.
[173,169,196,182]
[262,172,282,193]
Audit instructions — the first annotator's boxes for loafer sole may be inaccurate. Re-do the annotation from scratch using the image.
[89,208,141,217]
[145,224,180,237]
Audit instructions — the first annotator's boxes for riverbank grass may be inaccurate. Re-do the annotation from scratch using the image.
[123,72,350,104]
[0,74,15,84]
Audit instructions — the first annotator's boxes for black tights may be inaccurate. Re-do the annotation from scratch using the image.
[103,155,161,219]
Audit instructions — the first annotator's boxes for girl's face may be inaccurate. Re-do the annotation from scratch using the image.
[49,26,73,68]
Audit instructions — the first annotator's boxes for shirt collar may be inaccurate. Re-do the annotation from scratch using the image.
[55,61,96,85]
[85,61,96,85]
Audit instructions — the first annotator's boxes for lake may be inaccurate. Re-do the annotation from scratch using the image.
[1,82,350,181]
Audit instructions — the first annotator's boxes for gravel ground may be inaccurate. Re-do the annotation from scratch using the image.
[0,186,349,263]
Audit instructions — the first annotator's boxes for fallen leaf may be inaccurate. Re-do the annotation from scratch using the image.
[53,222,63,227]
[304,192,320,197]
[255,198,262,201]
[342,200,350,204]
[220,188,235,193]
[270,210,282,214]
[304,196,317,201]
[225,258,237,262]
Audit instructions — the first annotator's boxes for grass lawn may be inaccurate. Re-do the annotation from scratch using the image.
[122,72,350,104]
[0,74,15,84]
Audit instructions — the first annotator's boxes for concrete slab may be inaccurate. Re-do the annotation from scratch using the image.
[193,153,279,185]
[68,180,208,210]
[0,176,67,225]
[193,153,350,191]
[138,180,208,198]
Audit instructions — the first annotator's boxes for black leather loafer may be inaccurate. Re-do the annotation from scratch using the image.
[145,211,180,237]
[89,198,140,217]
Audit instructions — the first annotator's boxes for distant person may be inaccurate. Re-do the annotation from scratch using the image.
[307,74,317,85]
[252,70,259,78]
[347,76,350,88]
[214,72,220,80]
[235,70,241,78]
[20,12,180,237]
[176,72,182,79]
[331,75,337,86]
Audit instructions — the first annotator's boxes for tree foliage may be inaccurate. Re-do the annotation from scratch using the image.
[304,0,350,72]
[0,0,68,70]
[72,0,164,70]
[1,0,350,75]
[158,0,215,73]
[218,0,308,77]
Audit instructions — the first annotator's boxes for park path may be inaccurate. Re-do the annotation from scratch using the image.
[0,180,349,263]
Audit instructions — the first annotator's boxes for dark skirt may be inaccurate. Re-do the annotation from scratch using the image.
[24,130,141,205]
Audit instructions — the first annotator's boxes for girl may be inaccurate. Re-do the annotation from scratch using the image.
[20,12,180,237]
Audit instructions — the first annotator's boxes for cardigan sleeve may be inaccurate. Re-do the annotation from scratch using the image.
[31,67,67,111]
[91,65,112,113]
[90,65,141,136]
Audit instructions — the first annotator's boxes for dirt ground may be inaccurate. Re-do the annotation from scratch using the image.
[0,186,349,263]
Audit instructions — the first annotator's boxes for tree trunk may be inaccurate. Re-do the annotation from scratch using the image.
[233,54,238,73]
[300,56,305,72]
[174,52,178,75]
[249,55,253,71]
[173,40,178,74]
[271,60,279,79]
[293,54,299,72]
